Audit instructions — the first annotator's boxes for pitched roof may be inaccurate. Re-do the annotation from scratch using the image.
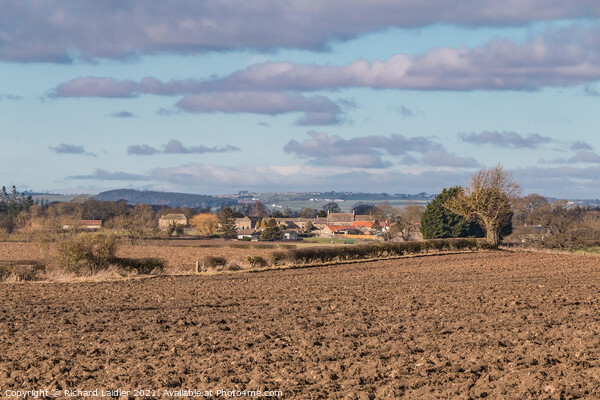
[352,221,374,228]
[160,213,187,221]
[354,214,376,222]
[327,213,354,222]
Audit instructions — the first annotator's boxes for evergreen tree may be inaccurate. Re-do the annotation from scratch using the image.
[261,218,284,241]
[218,207,237,239]
[420,187,484,239]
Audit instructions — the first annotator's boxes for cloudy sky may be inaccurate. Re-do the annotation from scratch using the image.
[2,1,600,198]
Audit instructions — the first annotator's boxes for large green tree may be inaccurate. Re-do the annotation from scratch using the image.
[218,207,237,239]
[420,187,484,239]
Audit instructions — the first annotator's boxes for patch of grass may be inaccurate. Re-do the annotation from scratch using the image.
[576,247,600,254]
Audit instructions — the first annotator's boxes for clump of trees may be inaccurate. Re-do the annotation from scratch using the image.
[507,195,600,249]
[444,164,519,247]
[0,186,34,233]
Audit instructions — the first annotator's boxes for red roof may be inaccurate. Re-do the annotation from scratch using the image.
[352,221,374,228]
[326,225,353,232]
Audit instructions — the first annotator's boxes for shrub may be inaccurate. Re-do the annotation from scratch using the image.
[0,261,45,282]
[270,251,288,266]
[226,263,242,271]
[55,233,118,275]
[246,256,268,268]
[112,257,165,274]
[203,256,227,268]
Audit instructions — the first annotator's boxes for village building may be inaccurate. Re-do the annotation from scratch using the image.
[354,214,377,222]
[62,220,102,231]
[283,230,299,240]
[320,225,354,238]
[274,218,316,232]
[351,220,377,234]
[235,216,262,230]
[158,213,188,230]
[326,211,355,226]
[237,229,262,241]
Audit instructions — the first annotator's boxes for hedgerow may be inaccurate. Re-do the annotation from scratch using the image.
[277,238,488,265]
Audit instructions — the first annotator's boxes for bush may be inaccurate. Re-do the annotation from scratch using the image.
[226,263,242,271]
[0,264,10,281]
[203,256,227,268]
[0,261,45,282]
[55,233,118,275]
[112,257,165,274]
[270,251,288,266]
[246,256,268,268]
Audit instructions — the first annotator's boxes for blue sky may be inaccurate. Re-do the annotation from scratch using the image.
[2,1,600,198]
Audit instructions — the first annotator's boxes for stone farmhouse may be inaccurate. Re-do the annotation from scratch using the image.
[235,216,263,230]
[158,213,188,230]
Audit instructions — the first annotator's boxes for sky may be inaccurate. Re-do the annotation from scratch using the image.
[2,1,600,198]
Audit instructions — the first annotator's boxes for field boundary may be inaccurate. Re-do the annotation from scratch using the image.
[11,242,598,285]
[0,248,495,285]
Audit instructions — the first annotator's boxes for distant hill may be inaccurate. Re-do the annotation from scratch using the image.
[94,189,236,208]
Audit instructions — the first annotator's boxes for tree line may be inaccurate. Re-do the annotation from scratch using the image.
[3,163,599,249]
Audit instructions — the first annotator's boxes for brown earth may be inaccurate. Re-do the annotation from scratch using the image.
[0,241,276,272]
[1,251,600,399]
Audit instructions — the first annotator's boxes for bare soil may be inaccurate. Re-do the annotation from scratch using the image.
[1,251,600,399]
[0,241,276,272]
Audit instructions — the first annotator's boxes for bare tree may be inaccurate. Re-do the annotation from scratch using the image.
[249,201,269,218]
[392,203,425,241]
[445,164,521,247]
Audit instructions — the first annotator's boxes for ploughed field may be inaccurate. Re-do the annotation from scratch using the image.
[2,252,600,399]
[0,241,276,272]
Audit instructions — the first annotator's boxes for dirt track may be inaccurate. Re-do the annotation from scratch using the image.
[1,251,600,399]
